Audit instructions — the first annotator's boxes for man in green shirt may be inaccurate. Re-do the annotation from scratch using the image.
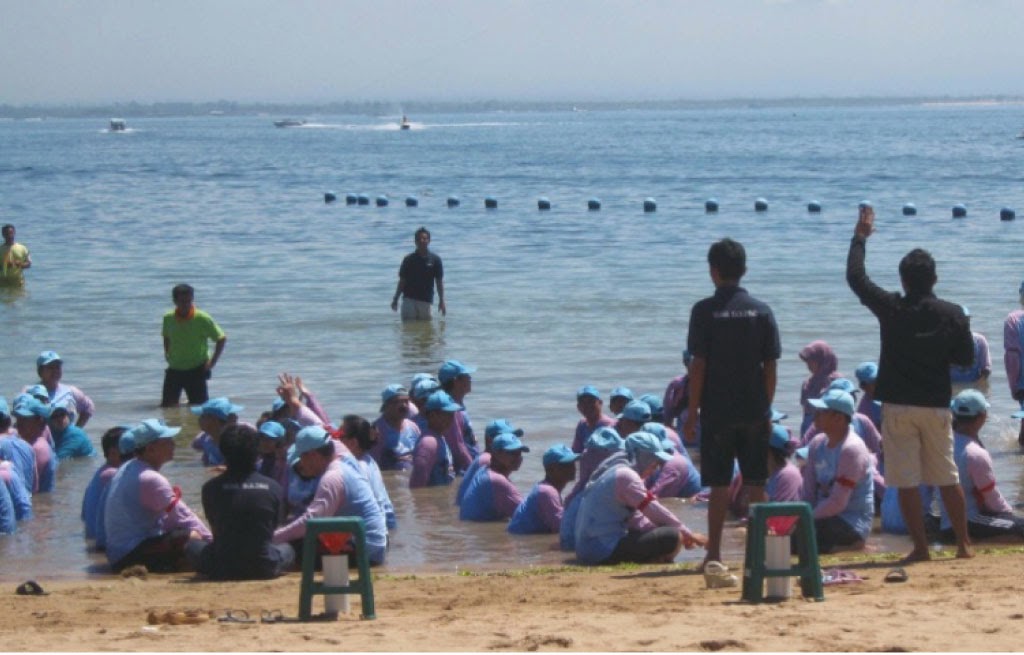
[161,284,226,407]
[1,224,31,287]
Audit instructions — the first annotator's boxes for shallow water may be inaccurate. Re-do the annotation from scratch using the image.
[2,104,1024,579]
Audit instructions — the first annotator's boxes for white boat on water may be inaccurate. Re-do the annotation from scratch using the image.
[400,115,411,130]
[109,118,127,132]
[274,119,306,128]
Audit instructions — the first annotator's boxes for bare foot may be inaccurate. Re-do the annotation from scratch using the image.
[903,548,931,563]
[956,545,975,559]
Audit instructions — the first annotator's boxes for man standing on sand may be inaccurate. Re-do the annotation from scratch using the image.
[161,284,226,407]
[846,204,974,561]
[1,224,31,287]
[684,238,781,568]
[391,226,445,320]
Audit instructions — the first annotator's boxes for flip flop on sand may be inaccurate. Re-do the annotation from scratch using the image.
[884,567,909,583]
[217,609,256,624]
[821,568,865,585]
[15,580,47,596]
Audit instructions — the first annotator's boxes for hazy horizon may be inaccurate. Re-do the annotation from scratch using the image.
[2,1,1022,105]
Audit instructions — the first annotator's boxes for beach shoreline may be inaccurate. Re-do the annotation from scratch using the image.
[3,548,1022,652]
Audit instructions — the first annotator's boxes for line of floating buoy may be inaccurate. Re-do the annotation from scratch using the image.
[324,193,1017,220]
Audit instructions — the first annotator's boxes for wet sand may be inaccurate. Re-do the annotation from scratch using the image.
[2,548,1022,652]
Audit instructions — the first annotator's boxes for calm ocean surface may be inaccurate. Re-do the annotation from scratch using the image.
[2,103,1024,578]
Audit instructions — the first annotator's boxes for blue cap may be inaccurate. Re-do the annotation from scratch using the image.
[610,386,634,401]
[617,400,652,423]
[191,397,244,420]
[48,399,73,416]
[576,385,601,400]
[12,397,51,419]
[625,431,672,463]
[117,430,137,455]
[828,378,858,395]
[129,418,182,448]
[271,398,286,412]
[542,444,580,467]
[491,433,530,453]
[808,389,856,418]
[411,377,441,400]
[259,421,286,440]
[36,350,62,367]
[484,419,523,439]
[424,390,463,413]
[287,426,332,464]
[950,389,990,418]
[585,426,624,451]
[381,384,409,403]
[769,424,794,452]
[25,385,49,402]
[854,362,878,383]
[639,394,664,420]
[770,407,788,422]
[0,396,8,418]
[438,360,476,384]
[641,422,668,441]
[410,372,433,386]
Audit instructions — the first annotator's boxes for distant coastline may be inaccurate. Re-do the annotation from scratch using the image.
[2,95,1024,120]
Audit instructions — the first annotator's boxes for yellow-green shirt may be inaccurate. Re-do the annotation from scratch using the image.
[0,243,29,286]
[162,308,225,370]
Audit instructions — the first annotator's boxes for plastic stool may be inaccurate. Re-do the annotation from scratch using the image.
[741,502,824,603]
[298,517,376,620]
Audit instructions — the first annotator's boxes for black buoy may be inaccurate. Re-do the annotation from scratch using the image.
[324,192,337,204]
[1001,207,1016,221]
[538,197,551,210]
[588,198,601,211]
[952,204,967,218]
[405,196,418,207]
[902,203,917,216]
[345,193,358,205]
[754,198,768,212]
[485,197,498,209]
[705,198,719,213]
[376,195,388,207]
[447,196,460,208]
[643,198,657,213]
[357,194,369,206]
[807,200,822,213]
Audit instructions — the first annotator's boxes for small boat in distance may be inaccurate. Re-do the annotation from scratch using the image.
[109,118,127,132]
[274,119,306,128]
[400,115,411,130]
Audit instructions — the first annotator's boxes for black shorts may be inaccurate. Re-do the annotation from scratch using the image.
[162,365,210,406]
[607,527,681,564]
[699,417,770,487]
[112,528,192,573]
[813,516,863,554]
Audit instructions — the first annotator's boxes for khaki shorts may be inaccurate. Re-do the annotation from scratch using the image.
[881,403,958,488]
[401,297,433,320]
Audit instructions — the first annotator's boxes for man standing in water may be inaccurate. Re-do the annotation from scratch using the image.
[684,238,780,569]
[1,224,31,287]
[391,226,445,320]
[161,284,226,407]
[847,204,974,561]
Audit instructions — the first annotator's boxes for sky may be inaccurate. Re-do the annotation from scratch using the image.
[1,0,1022,105]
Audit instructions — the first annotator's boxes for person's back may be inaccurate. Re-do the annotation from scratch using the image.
[200,469,287,579]
[459,467,522,522]
[0,434,36,494]
[0,475,14,534]
[0,461,32,521]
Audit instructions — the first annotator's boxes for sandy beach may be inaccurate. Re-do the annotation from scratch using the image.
[2,548,1021,652]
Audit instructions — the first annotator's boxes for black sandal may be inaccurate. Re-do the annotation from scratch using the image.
[15,580,47,596]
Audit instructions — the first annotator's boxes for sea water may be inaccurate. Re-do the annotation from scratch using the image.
[2,103,1024,578]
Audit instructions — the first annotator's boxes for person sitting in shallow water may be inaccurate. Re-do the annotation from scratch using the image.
[509,444,579,534]
[459,433,528,522]
[370,384,417,471]
[766,425,801,503]
[456,419,523,506]
[81,426,128,546]
[190,397,243,467]
[47,401,96,460]
[409,391,460,488]
[642,423,701,500]
[571,385,615,454]
[336,415,396,531]
[91,429,137,551]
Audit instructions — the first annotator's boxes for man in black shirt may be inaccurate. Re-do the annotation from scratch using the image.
[847,204,974,562]
[186,424,295,579]
[391,226,445,320]
[685,238,781,568]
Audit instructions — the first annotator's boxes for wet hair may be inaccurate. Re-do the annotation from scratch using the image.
[414,226,430,242]
[0,414,12,432]
[171,283,194,302]
[341,414,376,452]
[898,248,937,295]
[1,224,13,236]
[707,238,746,281]
[100,426,126,458]
[219,424,259,474]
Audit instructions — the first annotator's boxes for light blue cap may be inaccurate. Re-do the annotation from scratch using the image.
[48,399,74,416]
[424,390,463,413]
[950,389,990,418]
[485,419,523,440]
[770,407,788,422]
[381,384,409,403]
[259,420,286,440]
[25,385,49,402]
[438,360,476,384]
[610,386,634,401]
[410,372,433,387]
[129,418,181,448]
[585,426,624,451]
[36,350,62,367]
[769,424,793,452]
[286,425,332,464]
[576,385,600,400]
[0,396,7,417]
[639,394,664,420]
[191,397,244,420]
[625,431,672,463]
[617,400,652,423]
[12,397,51,419]
[492,433,530,453]
[828,378,858,395]
[411,377,441,400]
[854,362,878,383]
[117,431,137,455]
[542,444,579,467]
[795,446,809,459]
[808,389,856,418]
[641,422,668,441]
[271,398,286,412]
